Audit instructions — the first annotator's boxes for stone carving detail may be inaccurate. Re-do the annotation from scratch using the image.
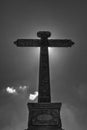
[31,109,61,126]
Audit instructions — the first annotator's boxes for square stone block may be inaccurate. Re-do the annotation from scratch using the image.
[27,103,62,129]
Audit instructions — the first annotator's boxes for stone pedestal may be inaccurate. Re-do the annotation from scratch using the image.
[26,103,63,130]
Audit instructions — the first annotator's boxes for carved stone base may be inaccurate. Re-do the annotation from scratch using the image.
[26,103,63,130]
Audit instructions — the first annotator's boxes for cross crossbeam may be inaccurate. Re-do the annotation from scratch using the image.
[14,39,74,47]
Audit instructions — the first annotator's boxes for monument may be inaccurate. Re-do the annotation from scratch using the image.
[14,31,74,130]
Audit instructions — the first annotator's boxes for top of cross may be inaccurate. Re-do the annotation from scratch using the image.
[37,31,51,40]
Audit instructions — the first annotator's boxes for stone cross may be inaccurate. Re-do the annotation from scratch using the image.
[14,31,74,103]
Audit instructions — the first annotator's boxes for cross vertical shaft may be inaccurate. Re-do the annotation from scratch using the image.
[38,45,51,103]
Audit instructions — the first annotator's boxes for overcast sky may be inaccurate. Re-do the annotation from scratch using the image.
[0,1,87,130]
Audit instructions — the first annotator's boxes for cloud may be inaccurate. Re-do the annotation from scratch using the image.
[0,104,27,130]
[6,87,17,94]
[19,86,27,91]
[29,91,38,101]
[61,104,82,130]
[5,85,28,95]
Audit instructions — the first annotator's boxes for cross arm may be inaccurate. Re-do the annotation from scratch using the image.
[14,39,41,47]
[48,39,75,47]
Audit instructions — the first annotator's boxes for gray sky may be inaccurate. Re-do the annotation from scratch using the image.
[0,1,87,130]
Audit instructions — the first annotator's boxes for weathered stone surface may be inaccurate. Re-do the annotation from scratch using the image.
[27,103,62,129]
[38,45,51,103]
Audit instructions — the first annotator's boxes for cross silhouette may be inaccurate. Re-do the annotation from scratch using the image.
[14,31,74,103]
